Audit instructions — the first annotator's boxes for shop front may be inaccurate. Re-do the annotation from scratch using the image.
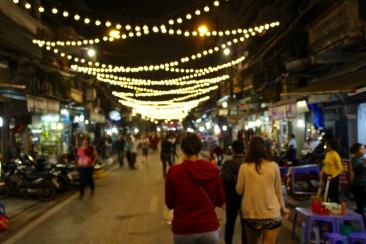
[268,100,297,155]
[27,95,61,158]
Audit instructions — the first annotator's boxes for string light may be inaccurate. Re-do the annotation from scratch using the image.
[34,22,278,72]
[32,22,279,48]
[72,56,245,76]
[96,74,229,90]
[15,0,225,31]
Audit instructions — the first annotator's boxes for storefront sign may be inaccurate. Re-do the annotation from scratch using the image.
[307,94,332,104]
[218,109,228,116]
[269,103,297,120]
[26,96,60,114]
[70,88,83,103]
[90,111,105,124]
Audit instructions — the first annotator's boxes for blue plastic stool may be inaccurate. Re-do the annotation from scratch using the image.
[323,233,348,244]
[300,222,320,244]
[349,232,366,244]
[0,203,5,216]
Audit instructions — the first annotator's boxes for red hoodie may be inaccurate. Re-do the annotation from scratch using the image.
[165,159,225,234]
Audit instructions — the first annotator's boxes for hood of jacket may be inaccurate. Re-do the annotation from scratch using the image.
[182,159,219,185]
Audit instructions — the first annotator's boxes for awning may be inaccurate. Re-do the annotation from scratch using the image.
[281,68,366,96]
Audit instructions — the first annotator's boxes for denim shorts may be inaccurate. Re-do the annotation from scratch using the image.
[244,216,282,230]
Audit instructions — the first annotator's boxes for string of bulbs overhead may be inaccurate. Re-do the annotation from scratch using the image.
[33,24,274,47]
[13,0,222,31]
[36,23,279,75]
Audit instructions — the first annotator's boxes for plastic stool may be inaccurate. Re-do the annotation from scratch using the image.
[349,232,366,244]
[323,233,348,244]
[281,185,288,205]
[300,222,320,244]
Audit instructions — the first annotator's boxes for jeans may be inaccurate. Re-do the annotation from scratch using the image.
[78,166,94,196]
[173,229,220,244]
[161,153,172,177]
[117,150,124,167]
[225,205,247,244]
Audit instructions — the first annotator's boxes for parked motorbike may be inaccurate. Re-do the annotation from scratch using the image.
[13,153,78,192]
[0,161,57,201]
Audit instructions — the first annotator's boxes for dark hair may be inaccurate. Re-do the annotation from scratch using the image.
[326,139,339,153]
[181,133,202,156]
[81,136,90,144]
[350,143,362,154]
[232,140,244,154]
[244,136,272,174]
[290,134,295,138]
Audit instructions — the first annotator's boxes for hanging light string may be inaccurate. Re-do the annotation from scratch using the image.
[116,96,210,119]
[96,73,229,87]
[72,56,244,75]
[100,75,227,96]
[14,0,223,31]
[32,23,276,47]
[36,23,279,72]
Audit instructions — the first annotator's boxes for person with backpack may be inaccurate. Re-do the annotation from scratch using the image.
[221,140,247,244]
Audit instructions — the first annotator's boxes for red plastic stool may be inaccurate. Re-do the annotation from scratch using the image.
[349,232,366,244]
[323,232,348,244]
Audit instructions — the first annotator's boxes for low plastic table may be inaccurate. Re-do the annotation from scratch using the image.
[292,207,366,243]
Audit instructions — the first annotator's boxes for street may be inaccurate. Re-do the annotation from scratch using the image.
[0,151,353,244]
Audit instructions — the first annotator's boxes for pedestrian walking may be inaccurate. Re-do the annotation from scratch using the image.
[236,136,289,244]
[169,135,178,164]
[129,135,138,169]
[320,138,343,203]
[76,136,98,199]
[161,135,173,178]
[140,134,150,163]
[287,134,297,162]
[349,142,366,225]
[114,134,125,167]
[210,143,224,166]
[125,136,136,170]
[221,140,247,244]
[165,132,225,244]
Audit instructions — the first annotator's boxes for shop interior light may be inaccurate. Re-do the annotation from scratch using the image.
[0,117,3,127]
[214,125,221,134]
[297,119,305,128]
[222,125,227,131]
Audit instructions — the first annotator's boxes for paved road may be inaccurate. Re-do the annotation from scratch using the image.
[0,151,311,244]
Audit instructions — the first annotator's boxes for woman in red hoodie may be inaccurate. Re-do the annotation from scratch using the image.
[165,133,225,244]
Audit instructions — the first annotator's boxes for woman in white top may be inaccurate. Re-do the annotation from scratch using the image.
[236,136,289,244]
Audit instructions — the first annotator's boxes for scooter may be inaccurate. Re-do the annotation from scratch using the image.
[0,161,57,201]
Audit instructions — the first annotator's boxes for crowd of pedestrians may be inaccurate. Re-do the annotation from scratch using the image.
[75,128,365,244]
[164,131,366,244]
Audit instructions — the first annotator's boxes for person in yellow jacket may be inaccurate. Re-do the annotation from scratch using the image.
[320,139,343,203]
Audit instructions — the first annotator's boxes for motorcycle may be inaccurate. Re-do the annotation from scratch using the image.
[14,153,78,192]
[0,160,57,201]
